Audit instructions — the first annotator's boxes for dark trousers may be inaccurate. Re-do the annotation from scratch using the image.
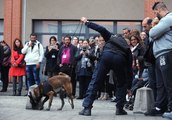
[82,51,127,109]
[78,76,91,98]
[155,51,172,111]
[13,76,23,92]
[148,64,157,100]
[1,66,10,91]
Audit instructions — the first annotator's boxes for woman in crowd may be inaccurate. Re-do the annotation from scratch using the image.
[75,40,94,99]
[9,38,26,96]
[44,36,59,78]
[0,40,11,92]
[129,34,145,76]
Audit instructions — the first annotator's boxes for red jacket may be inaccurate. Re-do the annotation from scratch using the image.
[9,50,26,76]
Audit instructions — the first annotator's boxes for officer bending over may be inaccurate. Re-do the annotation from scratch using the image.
[79,17,133,116]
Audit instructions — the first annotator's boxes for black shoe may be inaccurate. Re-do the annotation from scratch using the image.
[13,91,16,96]
[17,92,21,96]
[144,108,163,116]
[79,108,91,116]
[116,108,127,115]
[0,89,7,92]
[76,96,83,99]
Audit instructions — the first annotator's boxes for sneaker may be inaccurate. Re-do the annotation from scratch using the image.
[144,108,163,116]
[79,108,91,116]
[116,108,127,115]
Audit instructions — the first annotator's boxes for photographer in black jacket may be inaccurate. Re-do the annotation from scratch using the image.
[79,17,133,116]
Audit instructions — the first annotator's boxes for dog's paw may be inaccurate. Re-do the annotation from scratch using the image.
[71,104,74,109]
[46,108,50,111]
[39,106,44,110]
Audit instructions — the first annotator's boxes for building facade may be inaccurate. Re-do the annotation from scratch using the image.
[0,0,172,47]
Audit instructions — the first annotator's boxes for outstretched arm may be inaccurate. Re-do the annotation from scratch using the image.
[80,17,112,42]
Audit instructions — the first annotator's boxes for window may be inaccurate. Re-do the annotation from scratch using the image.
[117,21,142,34]
[34,21,58,33]
[0,20,3,40]
[33,20,142,47]
[62,21,85,34]
[36,35,58,48]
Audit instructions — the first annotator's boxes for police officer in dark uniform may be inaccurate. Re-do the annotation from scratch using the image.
[79,17,133,116]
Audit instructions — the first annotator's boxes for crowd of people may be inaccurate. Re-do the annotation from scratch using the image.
[0,1,172,118]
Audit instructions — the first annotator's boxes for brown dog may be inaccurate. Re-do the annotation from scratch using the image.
[30,72,74,111]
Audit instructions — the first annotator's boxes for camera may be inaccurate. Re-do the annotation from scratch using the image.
[82,46,87,52]
[31,42,36,46]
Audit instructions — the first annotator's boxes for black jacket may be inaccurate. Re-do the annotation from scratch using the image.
[85,21,133,89]
[57,44,77,66]
[44,46,59,72]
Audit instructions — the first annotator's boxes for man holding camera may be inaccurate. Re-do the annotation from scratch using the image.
[22,33,44,87]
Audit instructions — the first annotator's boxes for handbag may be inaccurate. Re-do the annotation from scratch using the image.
[18,59,26,68]
[143,41,155,64]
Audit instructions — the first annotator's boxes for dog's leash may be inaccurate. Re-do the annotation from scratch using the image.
[72,21,84,39]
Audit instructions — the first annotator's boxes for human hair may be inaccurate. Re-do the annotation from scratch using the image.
[129,34,141,44]
[123,28,130,32]
[83,39,89,44]
[147,19,152,25]
[49,36,57,44]
[130,29,140,36]
[64,35,72,41]
[30,33,37,37]
[0,40,9,47]
[73,36,79,41]
[152,2,167,10]
[13,38,23,52]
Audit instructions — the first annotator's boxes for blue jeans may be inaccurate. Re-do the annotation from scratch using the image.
[26,65,40,86]
[82,51,128,109]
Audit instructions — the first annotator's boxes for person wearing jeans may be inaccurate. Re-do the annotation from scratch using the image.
[22,33,44,87]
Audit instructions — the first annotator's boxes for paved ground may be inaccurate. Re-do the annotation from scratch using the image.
[0,83,166,120]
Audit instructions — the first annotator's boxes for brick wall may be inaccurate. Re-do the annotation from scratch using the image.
[144,0,163,18]
[4,0,22,48]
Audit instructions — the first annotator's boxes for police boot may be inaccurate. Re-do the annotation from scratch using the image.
[79,107,91,116]
[116,108,127,115]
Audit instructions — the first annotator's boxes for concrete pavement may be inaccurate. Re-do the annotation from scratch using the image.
[0,83,166,120]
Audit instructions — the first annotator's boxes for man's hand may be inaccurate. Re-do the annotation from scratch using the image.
[36,63,40,69]
[80,17,88,23]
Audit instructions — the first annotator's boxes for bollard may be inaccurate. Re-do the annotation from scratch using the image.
[133,87,154,114]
